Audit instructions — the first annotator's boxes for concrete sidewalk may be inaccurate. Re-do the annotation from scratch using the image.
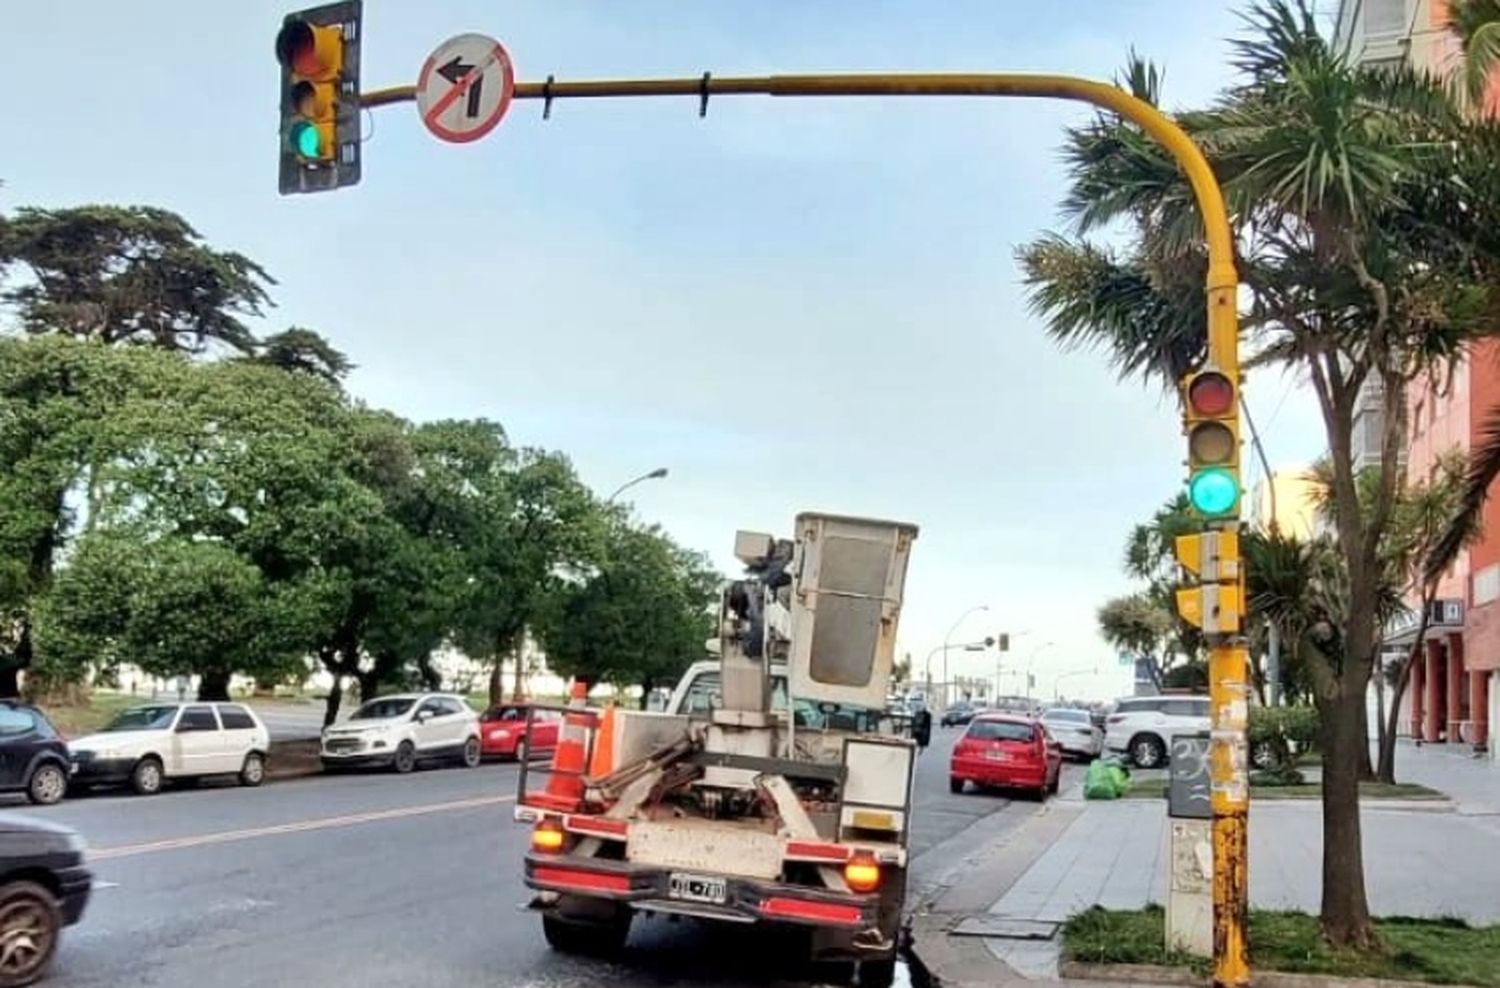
[911,751,1500,986]
[1388,739,1500,815]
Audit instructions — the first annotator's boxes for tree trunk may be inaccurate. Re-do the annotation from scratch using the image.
[0,666,20,701]
[323,675,344,728]
[357,668,383,706]
[1319,685,1377,948]
[1374,666,1389,777]
[512,632,527,701]
[1357,701,1376,781]
[197,669,231,701]
[416,652,441,692]
[488,658,505,708]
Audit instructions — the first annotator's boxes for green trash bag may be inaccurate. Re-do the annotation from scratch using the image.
[1084,759,1121,800]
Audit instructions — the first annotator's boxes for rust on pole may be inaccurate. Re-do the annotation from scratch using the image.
[360,70,1250,986]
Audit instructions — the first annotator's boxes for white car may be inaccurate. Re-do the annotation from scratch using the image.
[1041,707,1104,760]
[321,693,481,774]
[1103,695,1211,768]
[68,702,271,795]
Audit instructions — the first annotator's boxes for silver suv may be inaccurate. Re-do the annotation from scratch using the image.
[1103,695,1210,768]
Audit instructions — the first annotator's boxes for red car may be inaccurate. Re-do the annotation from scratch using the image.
[950,714,1063,798]
[479,704,561,761]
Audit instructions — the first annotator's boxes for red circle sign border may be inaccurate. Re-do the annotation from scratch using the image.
[416,36,516,145]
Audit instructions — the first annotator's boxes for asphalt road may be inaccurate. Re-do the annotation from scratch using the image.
[15,724,1074,988]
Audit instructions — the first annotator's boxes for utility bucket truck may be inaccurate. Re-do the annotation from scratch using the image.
[515,512,919,986]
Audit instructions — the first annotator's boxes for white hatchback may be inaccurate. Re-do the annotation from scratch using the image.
[1103,695,1211,768]
[320,693,481,774]
[68,702,271,795]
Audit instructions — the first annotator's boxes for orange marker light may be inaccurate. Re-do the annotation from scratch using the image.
[532,820,566,854]
[844,853,881,893]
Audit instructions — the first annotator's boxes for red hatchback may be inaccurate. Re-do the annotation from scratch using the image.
[478,704,560,761]
[950,714,1063,799]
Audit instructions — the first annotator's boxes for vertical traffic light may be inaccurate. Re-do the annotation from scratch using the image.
[1181,368,1241,518]
[277,2,362,195]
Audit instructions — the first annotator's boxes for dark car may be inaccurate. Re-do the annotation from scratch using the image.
[940,702,977,727]
[0,704,70,806]
[0,813,90,986]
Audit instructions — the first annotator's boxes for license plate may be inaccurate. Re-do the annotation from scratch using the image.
[985,751,1011,762]
[668,872,727,905]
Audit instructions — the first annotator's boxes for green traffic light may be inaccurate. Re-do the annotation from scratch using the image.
[291,122,321,158]
[1189,467,1239,516]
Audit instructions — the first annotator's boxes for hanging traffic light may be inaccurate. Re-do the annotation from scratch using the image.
[277,2,362,195]
[1182,368,1241,518]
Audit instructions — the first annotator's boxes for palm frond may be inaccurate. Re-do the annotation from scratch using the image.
[1427,402,1500,580]
[1447,1,1500,102]
[1016,234,1205,389]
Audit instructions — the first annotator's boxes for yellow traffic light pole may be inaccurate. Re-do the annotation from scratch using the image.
[362,71,1250,987]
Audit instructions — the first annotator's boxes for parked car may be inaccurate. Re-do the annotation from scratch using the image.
[478,703,560,761]
[1040,707,1104,760]
[321,693,481,773]
[0,703,71,806]
[950,714,1063,799]
[940,701,977,727]
[68,703,270,795]
[0,813,90,986]
[1103,695,1211,769]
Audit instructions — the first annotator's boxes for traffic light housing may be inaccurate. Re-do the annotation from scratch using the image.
[1181,368,1241,518]
[277,2,362,195]
[1174,531,1244,634]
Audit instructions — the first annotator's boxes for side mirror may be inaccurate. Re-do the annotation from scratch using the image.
[416,710,434,723]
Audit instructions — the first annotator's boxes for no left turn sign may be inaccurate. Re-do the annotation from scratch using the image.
[416,33,516,144]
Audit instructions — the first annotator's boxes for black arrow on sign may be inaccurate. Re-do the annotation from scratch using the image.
[437,55,484,118]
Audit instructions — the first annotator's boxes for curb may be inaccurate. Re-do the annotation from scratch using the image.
[1059,960,1484,988]
[265,739,324,782]
[908,912,1017,988]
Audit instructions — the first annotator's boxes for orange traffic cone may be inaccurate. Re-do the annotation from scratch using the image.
[588,707,617,779]
[527,681,592,813]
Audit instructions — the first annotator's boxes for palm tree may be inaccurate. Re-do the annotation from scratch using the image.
[1449,0,1500,108]
[1096,593,1174,687]
[1019,0,1500,946]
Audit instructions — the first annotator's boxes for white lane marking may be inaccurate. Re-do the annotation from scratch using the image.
[93,881,120,890]
[91,793,516,861]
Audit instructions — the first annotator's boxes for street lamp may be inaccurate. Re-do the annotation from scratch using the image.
[1025,641,1056,701]
[1053,665,1098,701]
[940,604,989,706]
[607,466,669,503]
[924,640,988,689]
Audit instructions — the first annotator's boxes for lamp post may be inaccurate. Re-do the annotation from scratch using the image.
[1025,641,1056,702]
[924,641,988,699]
[940,604,989,707]
[607,466,669,503]
[1053,665,1097,701]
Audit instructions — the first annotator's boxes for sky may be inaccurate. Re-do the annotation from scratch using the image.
[0,1,1329,702]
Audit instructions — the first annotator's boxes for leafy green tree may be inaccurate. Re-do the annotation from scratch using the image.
[0,337,191,696]
[456,450,606,705]
[0,205,272,354]
[1017,2,1500,945]
[539,520,718,703]
[252,327,353,383]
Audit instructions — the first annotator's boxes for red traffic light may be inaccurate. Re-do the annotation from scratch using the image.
[1187,371,1235,417]
[276,19,342,81]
